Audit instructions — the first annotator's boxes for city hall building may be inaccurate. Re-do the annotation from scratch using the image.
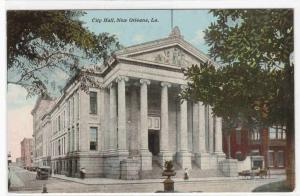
[32,27,226,179]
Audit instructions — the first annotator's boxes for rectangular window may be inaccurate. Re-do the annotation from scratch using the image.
[276,151,284,167]
[63,111,65,130]
[251,128,260,140]
[64,137,66,154]
[58,116,61,132]
[68,100,71,125]
[58,139,61,155]
[269,127,277,140]
[236,129,241,144]
[90,92,97,114]
[76,126,80,151]
[72,96,75,120]
[278,126,286,140]
[68,130,71,152]
[72,127,75,151]
[76,93,79,120]
[268,150,274,167]
[90,127,98,150]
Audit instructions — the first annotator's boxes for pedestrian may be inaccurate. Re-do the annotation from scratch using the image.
[184,168,189,180]
[8,167,11,189]
[80,168,86,179]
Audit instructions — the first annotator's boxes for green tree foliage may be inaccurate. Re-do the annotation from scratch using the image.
[7,10,120,97]
[181,9,294,189]
[183,63,279,129]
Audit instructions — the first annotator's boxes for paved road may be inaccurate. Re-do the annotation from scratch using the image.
[9,166,285,193]
[9,166,68,193]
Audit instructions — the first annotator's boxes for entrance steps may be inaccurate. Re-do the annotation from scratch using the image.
[140,159,224,179]
[175,161,223,179]
[140,159,163,179]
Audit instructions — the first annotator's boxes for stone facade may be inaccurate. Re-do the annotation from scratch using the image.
[31,97,55,167]
[33,27,226,179]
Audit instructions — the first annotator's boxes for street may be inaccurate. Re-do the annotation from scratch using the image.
[9,166,285,193]
[9,166,68,192]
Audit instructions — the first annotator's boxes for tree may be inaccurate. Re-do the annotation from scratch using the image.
[7,10,120,97]
[181,9,294,190]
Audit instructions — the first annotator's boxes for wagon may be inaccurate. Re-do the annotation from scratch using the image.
[36,166,51,180]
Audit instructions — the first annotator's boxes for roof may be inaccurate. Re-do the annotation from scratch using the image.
[31,95,53,115]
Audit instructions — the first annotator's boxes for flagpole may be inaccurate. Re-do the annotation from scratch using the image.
[171,9,173,30]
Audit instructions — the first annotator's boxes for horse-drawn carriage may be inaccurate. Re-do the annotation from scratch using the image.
[238,168,269,179]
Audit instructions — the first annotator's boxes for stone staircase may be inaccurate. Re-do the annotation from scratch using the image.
[175,161,223,179]
[140,159,224,179]
[140,159,164,179]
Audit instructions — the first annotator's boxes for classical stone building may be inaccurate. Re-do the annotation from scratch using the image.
[35,27,227,179]
[31,96,55,167]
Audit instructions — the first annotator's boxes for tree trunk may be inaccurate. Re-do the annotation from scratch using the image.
[285,65,294,191]
[285,123,294,190]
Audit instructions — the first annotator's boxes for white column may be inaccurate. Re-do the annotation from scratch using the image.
[215,117,224,154]
[180,99,188,152]
[117,76,129,153]
[192,102,199,153]
[140,79,151,151]
[159,82,172,165]
[195,101,212,169]
[198,102,207,153]
[109,83,117,151]
[178,85,191,169]
[160,82,171,152]
[140,79,152,170]
[208,106,214,153]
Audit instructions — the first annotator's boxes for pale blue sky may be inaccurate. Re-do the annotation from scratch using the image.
[82,10,214,52]
[7,9,215,160]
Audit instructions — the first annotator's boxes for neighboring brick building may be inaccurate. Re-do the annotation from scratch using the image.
[222,126,286,169]
[20,138,33,168]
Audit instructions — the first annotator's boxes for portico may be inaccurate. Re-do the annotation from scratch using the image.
[102,71,225,172]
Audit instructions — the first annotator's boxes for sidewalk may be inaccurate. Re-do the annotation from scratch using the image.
[9,169,24,188]
[52,174,284,185]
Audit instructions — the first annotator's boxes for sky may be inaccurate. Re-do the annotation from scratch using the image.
[7,9,216,161]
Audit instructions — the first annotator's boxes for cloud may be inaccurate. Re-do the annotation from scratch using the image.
[191,29,205,45]
[132,34,145,43]
[7,84,36,109]
[112,32,121,37]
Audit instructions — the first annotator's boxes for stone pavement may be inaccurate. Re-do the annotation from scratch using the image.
[52,174,240,185]
[9,166,286,193]
[49,174,286,192]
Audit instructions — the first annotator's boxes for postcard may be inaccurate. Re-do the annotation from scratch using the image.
[5,6,295,194]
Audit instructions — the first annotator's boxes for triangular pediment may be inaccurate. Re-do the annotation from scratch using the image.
[115,35,213,68]
[129,45,203,68]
